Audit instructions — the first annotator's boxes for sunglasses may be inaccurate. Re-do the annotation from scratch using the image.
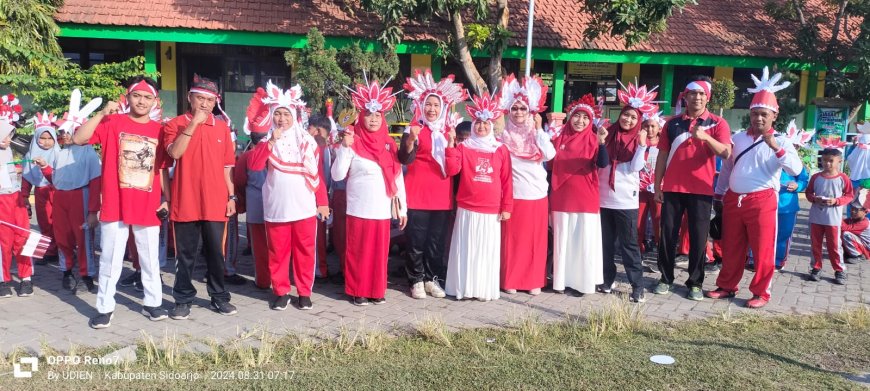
[510,106,528,112]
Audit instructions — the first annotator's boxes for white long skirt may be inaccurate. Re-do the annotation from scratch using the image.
[445,207,501,301]
[551,211,603,294]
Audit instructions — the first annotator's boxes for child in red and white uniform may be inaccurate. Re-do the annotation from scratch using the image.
[72,77,172,328]
[707,67,803,308]
[843,189,870,263]
[36,90,102,293]
[246,81,330,311]
[0,94,34,298]
[444,92,513,301]
[22,112,60,264]
[234,130,269,290]
[331,79,408,306]
[806,146,854,284]
[549,94,608,296]
[498,74,556,296]
[638,111,664,254]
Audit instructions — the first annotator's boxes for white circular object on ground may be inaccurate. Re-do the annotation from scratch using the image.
[650,355,676,365]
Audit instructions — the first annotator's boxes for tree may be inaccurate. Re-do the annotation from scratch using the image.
[765,0,870,120]
[336,42,400,86]
[285,28,351,114]
[358,0,695,96]
[0,0,65,82]
[709,78,736,117]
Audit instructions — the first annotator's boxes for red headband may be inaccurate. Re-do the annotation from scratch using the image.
[128,80,157,97]
[684,81,711,97]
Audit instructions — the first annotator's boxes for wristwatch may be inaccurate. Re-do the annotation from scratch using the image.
[228,195,238,202]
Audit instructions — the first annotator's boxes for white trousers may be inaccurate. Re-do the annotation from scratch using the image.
[552,211,603,294]
[95,221,161,313]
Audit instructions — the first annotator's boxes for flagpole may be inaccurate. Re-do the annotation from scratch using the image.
[525,0,535,78]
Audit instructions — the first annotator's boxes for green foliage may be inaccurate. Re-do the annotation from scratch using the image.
[582,0,698,47]
[17,56,157,117]
[336,42,400,86]
[465,24,491,51]
[285,28,351,114]
[359,0,489,49]
[0,0,65,80]
[709,78,736,111]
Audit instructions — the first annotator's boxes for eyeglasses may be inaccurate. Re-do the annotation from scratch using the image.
[510,106,528,112]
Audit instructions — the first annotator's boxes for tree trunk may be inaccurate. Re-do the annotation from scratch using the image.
[486,0,509,92]
[450,11,488,95]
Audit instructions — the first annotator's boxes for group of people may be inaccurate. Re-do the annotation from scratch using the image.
[0,65,865,330]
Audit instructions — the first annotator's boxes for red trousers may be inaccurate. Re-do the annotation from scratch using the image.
[638,191,661,252]
[811,223,844,272]
[501,198,548,290]
[33,186,58,256]
[53,188,91,276]
[248,223,270,289]
[716,189,777,300]
[266,217,317,297]
[0,192,33,282]
[344,215,390,299]
[331,190,348,270]
[315,219,328,277]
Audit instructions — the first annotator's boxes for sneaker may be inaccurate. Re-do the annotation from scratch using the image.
[845,255,865,264]
[687,287,704,301]
[410,282,426,299]
[552,289,565,294]
[705,288,736,299]
[89,312,113,329]
[596,284,613,294]
[82,276,97,293]
[0,282,12,298]
[705,262,721,274]
[424,280,446,298]
[775,265,784,272]
[134,277,144,292]
[211,300,238,316]
[62,271,74,290]
[652,282,672,295]
[119,270,141,287]
[297,296,313,310]
[352,296,369,306]
[224,274,248,285]
[142,306,168,321]
[17,280,34,297]
[529,288,542,296]
[629,287,646,303]
[169,303,192,320]
[834,271,846,285]
[746,295,769,308]
[270,294,290,311]
[504,289,517,294]
[808,268,821,282]
[370,297,386,305]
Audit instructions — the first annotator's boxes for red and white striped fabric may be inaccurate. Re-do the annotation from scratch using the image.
[0,221,52,258]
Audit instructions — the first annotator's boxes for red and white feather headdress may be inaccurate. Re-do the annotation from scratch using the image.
[56,89,103,135]
[244,80,306,135]
[404,69,467,109]
[465,91,504,123]
[748,67,790,113]
[782,119,814,148]
[0,94,22,124]
[348,77,399,114]
[816,135,847,149]
[617,80,663,115]
[642,106,666,128]
[499,74,548,114]
[118,94,164,123]
[33,111,57,131]
[565,93,600,120]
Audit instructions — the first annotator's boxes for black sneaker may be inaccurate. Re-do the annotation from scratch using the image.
[629,287,646,303]
[845,255,865,265]
[170,303,191,320]
[834,271,846,285]
[17,280,34,297]
[808,269,822,282]
[297,296,313,310]
[62,270,73,290]
[224,274,248,285]
[211,300,238,315]
[82,276,97,293]
[595,284,613,294]
[119,270,141,287]
[370,297,386,305]
[270,295,290,311]
[134,277,144,292]
[142,306,168,321]
[705,261,721,274]
[89,312,113,329]
[0,282,12,298]
[352,296,369,306]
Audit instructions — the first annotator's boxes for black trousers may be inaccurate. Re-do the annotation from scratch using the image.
[172,220,230,304]
[405,209,449,284]
[657,192,712,288]
[601,208,643,289]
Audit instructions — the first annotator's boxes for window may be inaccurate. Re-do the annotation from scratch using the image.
[225,59,258,92]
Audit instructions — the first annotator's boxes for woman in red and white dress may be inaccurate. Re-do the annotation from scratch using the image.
[497,74,556,295]
[331,80,408,306]
[246,81,330,311]
[444,92,513,301]
[549,94,609,295]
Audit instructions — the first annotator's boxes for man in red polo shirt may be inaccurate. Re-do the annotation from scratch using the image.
[163,74,238,318]
[653,76,732,301]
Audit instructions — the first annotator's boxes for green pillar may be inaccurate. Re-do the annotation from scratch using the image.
[660,65,675,115]
[551,61,565,112]
[431,57,442,80]
[143,41,158,75]
[860,101,870,122]
[805,70,819,129]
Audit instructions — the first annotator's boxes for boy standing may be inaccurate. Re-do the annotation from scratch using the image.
[805,147,854,284]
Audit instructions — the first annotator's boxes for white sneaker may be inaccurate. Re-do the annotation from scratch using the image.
[410,282,426,299]
[424,280,446,298]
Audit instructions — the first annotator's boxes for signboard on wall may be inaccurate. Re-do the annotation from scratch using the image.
[567,63,617,80]
[814,106,849,141]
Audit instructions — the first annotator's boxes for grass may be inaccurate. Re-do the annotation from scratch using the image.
[3,304,870,390]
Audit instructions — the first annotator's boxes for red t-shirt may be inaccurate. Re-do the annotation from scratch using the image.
[163,114,236,222]
[445,144,513,214]
[659,110,732,196]
[403,127,454,210]
[90,114,168,226]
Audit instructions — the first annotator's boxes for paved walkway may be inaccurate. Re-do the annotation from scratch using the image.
[1,201,868,354]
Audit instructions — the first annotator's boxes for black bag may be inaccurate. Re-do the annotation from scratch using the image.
[709,212,722,240]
